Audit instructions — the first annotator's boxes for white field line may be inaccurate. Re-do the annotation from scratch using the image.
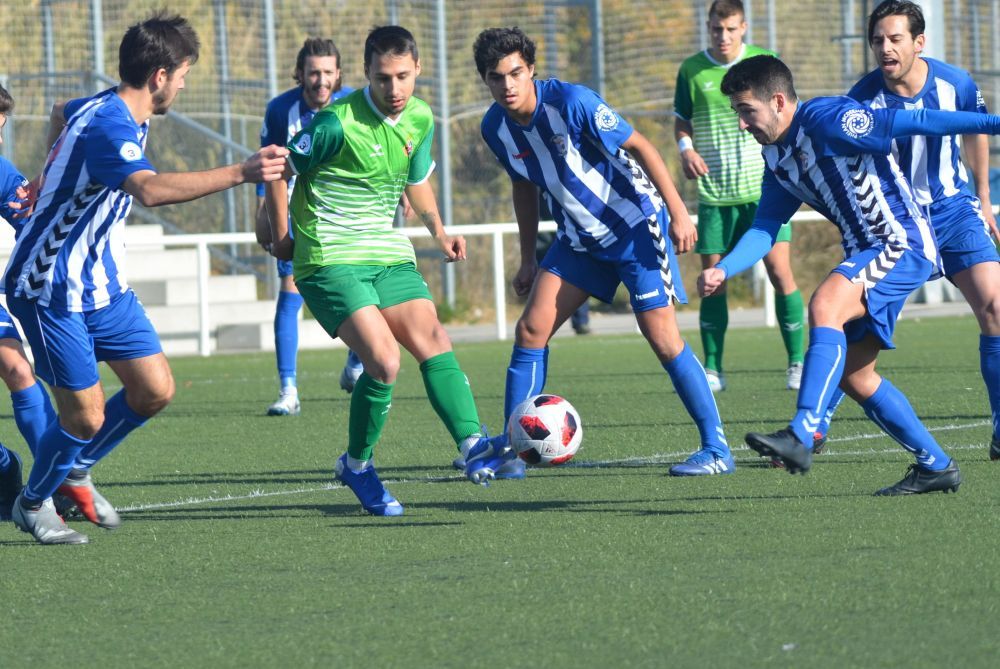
[116,419,992,513]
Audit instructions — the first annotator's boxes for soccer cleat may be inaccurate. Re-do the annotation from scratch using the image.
[464,432,516,486]
[52,491,81,520]
[786,362,803,390]
[339,364,363,394]
[668,449,735,476]
[56,470,121,529]
[334,454,403,516]
[746,428,812,474]
[452,453,526,480]
[0,451,24,521]
[705,370,726,393]
[267,389,300,416]
[11,493,89,545]
[770,432,827,469]
[874,460,962,496]
[990,435,1000,461]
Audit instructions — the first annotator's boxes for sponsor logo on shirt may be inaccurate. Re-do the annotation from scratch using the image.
[370,144,384,157]
[512,150,531,160]
[840,108,874,138]
[119,142,143,162]
[702,81,714,91]
[293,134,312,155]
[594,104,619,132]
[550,135,568,156]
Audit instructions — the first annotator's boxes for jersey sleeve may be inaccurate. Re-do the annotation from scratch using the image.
[260,99,285,148]
[808,103,897,157]
[956,74,988,114]
[0,157,28,225]
[673,67,693,121]
[85,115,156,190]
[407,124,436,185]
[287,113,344,176]
[570,86,635,156]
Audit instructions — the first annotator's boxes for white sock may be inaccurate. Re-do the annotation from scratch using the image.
[346,455,369,472]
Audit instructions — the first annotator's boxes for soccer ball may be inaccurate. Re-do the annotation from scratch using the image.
[507,394,582,467]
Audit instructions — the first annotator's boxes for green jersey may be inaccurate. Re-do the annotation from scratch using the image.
[286,88,435,278]
[674,44,774,206]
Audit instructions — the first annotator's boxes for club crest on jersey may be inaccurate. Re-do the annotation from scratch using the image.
[840,108,874,138]
[293,133,312,155]
[594,104,619,131]
[550,135,568,156]
[119,142,143,162]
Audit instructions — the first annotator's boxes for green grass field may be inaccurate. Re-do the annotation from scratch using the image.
[2,315,999,668]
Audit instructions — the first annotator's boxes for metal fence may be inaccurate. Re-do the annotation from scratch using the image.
[1,0,997,300]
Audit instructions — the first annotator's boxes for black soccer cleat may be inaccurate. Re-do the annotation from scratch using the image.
[746,428,812,474]
[812,431,828,455]
[0,451,24,521]
[990,435,1000,462]
[874,460,961,496]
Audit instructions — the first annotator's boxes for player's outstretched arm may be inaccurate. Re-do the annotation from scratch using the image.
[674,117,708,180]
[621,130,697,253]
[122,145,289,207]
[511,179,540,297]
[405,180,465,262]
[891,109,1000,139]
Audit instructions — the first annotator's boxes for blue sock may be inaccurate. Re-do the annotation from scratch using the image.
[346,349,363,370]
[73,390,149,470]
[861,378,950,470]
[23,424,91,504]
[275,291,303,389]
[662,343,729,456]
[816,387,847,439]
[790,327,847,446]
[504,346,548,423]
[0,443,11,471]
[11,381,57,457]
[980,335,1000,438]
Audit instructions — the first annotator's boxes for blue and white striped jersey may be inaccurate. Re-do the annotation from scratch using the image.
[3,88,154,311]
[849,57,988,205]
[481,79,661,253]
[0,155,28,228]
[255,84,353,197]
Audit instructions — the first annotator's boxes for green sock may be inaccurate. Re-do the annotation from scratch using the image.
[420,351,482,445]
[347,373,394,461]
[699,293,728,373]
[775,289,805,364]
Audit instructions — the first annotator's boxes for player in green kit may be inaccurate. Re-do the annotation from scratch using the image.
[674,0,805,393]
[264,26,517,516]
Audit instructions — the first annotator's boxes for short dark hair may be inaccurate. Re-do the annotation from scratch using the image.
[473,27,537,79]
[0,84,13,115]
[721,54,798,103]
[364,26,418,68]
[294,38,342,88]
[867,1,925,44]
[119,12,200,88]
[709,0,746,21]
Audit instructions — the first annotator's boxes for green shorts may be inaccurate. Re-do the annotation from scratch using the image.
[295,262,433,338]
[695,201,792,255]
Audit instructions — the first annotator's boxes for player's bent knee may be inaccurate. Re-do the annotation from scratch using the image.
[514,317,550,347]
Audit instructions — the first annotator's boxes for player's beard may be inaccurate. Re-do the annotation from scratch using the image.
[151,88,173,116]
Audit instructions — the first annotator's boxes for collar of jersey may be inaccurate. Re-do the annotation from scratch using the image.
[363,87,401,127]
[702,43,747,68]
[881,56,935,105]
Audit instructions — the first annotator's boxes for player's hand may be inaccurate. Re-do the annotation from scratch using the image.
[243,145,289,183]
[7,176,41,220]
[271,236,294,261]
[680,149,709,180]
[698,268,727,297]
[437,234,466,262]
[982,203,1000,244]
[512,260,539,297]
[668,210,698,254]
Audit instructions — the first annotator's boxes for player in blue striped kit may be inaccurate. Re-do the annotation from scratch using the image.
[813,1,1000,462]
[703,54,1000,495]
[465,27,732,482]
[0,85,59,520]
[4,13,288,544]
[255,37,361,416]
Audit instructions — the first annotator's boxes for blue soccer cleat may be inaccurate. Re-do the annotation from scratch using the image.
[453,448,526,481]
[464,431,518,486]
[334,454,403,516]
[668,448,736,476]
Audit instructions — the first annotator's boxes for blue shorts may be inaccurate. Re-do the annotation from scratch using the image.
[277,258,294,278]
[0,303,22,341]
[926,195,999,277]
[834,246,934,350]
[7,289,163,390]
[540,209,688,312]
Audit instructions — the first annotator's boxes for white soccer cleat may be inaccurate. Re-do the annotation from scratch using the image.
[267,389,300,416]
[705,370,726,393]
[786,362,803,391]
[12,493,89,545]
[57,470,121,529]
[339,365,363,393]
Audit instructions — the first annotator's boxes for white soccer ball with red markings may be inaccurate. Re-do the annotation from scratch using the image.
[507,394,582,467]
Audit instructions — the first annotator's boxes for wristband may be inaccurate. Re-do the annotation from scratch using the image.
[678,136,694,152]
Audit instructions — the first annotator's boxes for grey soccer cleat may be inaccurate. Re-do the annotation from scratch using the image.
[874,460,961,496]
[57,470,121,529]
[12,493,89,545]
